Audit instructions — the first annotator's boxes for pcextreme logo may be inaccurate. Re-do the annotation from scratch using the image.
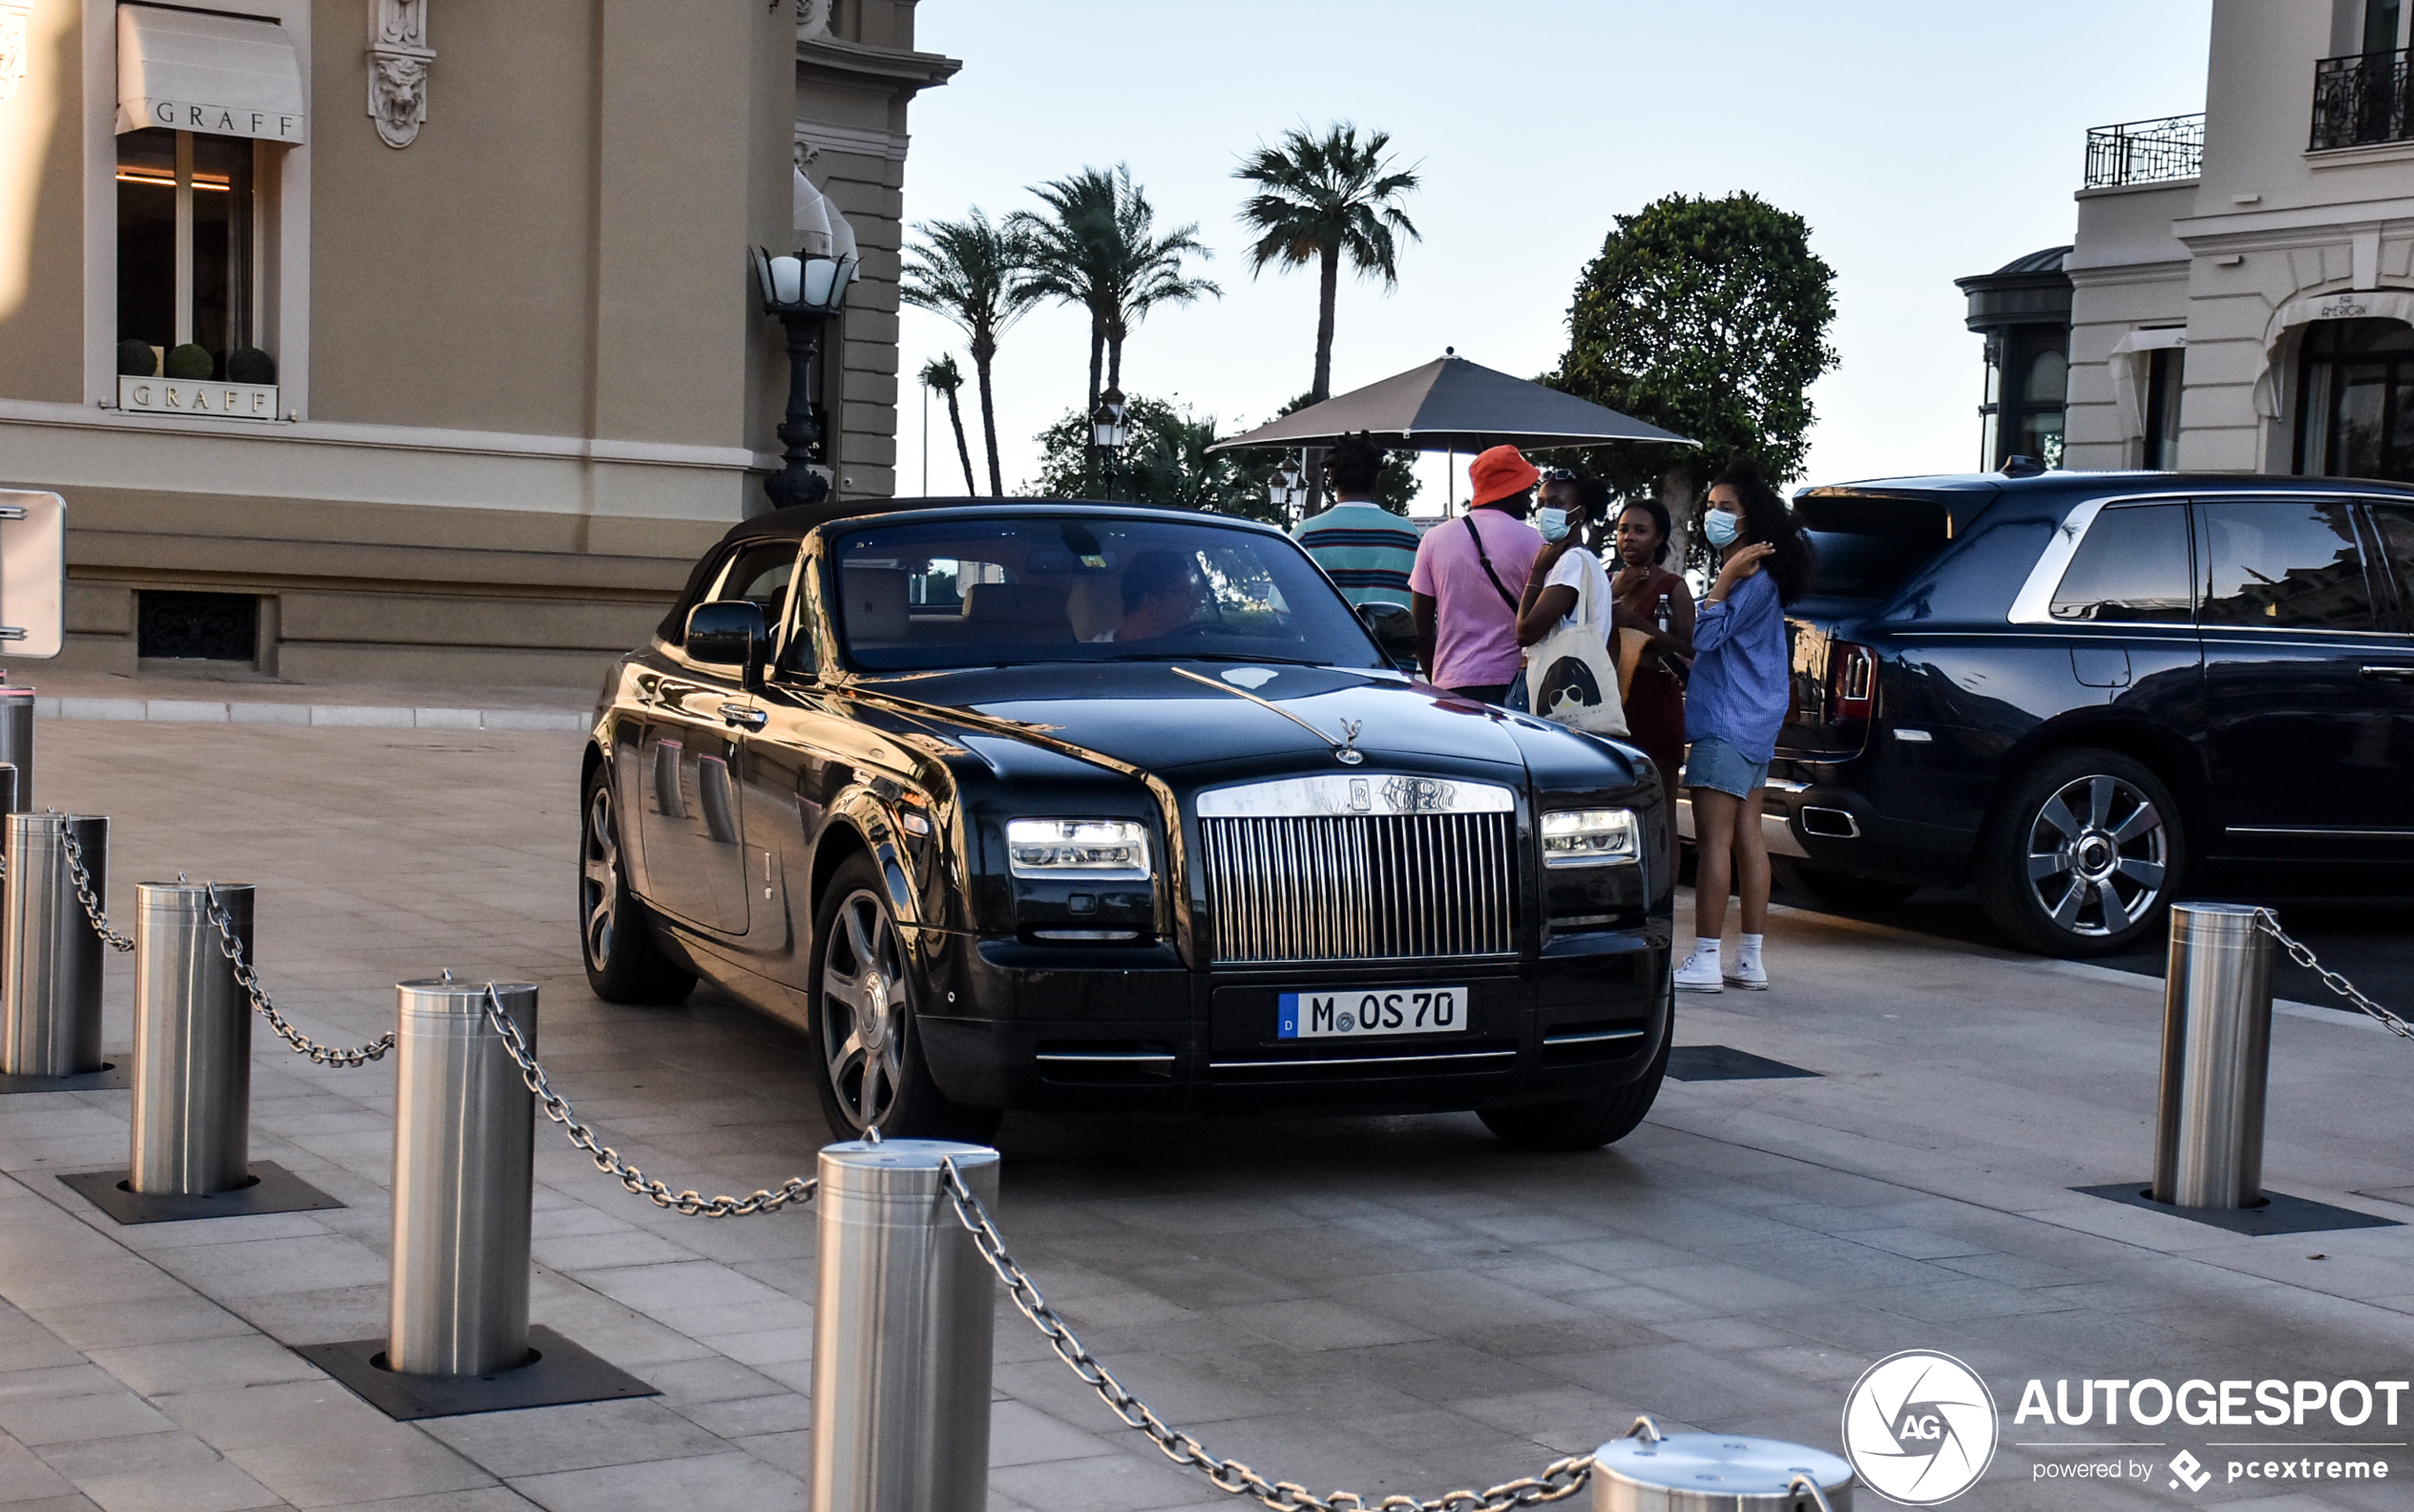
[1841,1350,2000,1505]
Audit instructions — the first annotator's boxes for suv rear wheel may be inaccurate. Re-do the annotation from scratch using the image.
[1978,748,2183,957]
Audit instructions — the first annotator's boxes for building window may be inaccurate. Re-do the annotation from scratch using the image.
[1979,328,2067,469]
[2295,316,2414,483]
[116,127,267,382]
[137,591,260,662]
[2143,345,2185,469]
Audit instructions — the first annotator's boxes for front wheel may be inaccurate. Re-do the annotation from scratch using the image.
[1479,1022,1669,1152]
[807,854,1000,1142]
[1976,748,2183,958]
[580,766,696,1005]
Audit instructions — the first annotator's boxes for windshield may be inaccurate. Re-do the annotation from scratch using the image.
[828,514,1386,672]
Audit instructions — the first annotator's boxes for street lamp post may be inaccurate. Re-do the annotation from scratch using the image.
[754,245,857,510]
[1091,388,1129,501]
[1265,453,1307,522]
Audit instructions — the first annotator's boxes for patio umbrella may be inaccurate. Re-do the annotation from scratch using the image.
[1208,351,1695,454]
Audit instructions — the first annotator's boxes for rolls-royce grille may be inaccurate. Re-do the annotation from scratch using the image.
[1199,813,1516,964]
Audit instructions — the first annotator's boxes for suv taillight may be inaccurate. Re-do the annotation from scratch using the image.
[1831,642,1877,721]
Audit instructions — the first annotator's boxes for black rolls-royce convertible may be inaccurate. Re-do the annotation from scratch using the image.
[579,501,1673,1149]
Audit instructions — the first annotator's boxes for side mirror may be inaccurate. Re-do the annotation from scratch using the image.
[1355,600,1419,672]
[685,601,768,686]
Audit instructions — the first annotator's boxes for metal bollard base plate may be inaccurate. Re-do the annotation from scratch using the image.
[299,1325,657,1421]
[2073,1182,2402,1236]
[0,1062,129,1095]
[60,1161,343,1225]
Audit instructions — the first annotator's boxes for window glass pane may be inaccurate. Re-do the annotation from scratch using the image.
[2197,499,2377,631]
[2051,504,2194,622]
[829,515,1379,671]
[115,129,177,355]
[2023,349,2068,404]
[713,544,799,614]
[2369,506,2414,628]
[189,135,252,365]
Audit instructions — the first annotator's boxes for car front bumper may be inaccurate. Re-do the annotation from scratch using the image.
[913,926,1673,1114]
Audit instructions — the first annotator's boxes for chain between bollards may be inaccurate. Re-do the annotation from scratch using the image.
[2253,909,2413,1040]
[476,986,815,1217]
[935,1154,1596,1512]
[54,827,132,953]
[197,883,396,1067]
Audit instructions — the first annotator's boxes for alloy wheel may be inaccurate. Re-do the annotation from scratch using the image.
[820,888,909,1132]
[2021,773,2169,938]
[582,783,621,971]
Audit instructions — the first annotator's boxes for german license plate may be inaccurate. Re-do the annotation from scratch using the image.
[1277,986,1468,1040]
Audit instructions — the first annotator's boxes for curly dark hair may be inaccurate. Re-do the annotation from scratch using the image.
[1708,459,1814,604]
[1321,432,1387,497]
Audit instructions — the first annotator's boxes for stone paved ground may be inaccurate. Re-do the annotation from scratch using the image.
[0,718,2409,1511]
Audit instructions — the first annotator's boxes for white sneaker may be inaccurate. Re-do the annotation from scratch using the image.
[1724,958,1769,990]
[1674,947,1724,994]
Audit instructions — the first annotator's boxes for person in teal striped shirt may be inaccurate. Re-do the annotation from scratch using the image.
[1292,432,1421,607]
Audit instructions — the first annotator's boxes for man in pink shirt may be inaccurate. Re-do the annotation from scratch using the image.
[1409,446,1545,700]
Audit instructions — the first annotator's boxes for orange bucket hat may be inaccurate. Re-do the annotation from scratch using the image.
[1466,446,1541,507]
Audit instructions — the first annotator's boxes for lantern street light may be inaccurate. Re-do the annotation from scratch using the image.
[1265,457,1307,519]
[754,243,856,509]
[1091,387,1129,500]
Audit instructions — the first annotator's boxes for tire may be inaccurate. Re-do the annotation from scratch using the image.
[1479,986,1672,1152]
[1773,859,1919,912]
[1977,747,2184,958]
[580,764,697,1005]
[807,853,1000,1143]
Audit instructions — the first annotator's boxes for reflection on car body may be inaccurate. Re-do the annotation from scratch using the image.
[579,501,1674,1149]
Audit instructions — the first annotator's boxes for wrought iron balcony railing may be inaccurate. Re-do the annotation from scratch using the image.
[2311,48,2413,150]
[2083,113,2204,188]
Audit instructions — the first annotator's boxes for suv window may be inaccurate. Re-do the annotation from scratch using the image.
[2366,505,2414,629]
[2196,499,2377,632]
[1795,494,1953,601]
[2050,503,2193,622]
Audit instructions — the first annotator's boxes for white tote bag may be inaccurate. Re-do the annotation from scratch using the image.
[1522,555,1630,737]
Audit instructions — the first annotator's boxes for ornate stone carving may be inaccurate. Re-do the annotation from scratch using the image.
[0,3,31,107]
[796,0,833,41]
[367,0,432,148]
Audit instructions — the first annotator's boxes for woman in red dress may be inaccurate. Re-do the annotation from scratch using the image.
[1609,498,1696,867]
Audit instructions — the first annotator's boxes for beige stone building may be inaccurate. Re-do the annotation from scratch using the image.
[2060,0,2414,479]
[0,1,956,686]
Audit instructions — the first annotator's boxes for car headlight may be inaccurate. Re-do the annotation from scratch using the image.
[1006,819,1152,880]
[1541,808,1640,867]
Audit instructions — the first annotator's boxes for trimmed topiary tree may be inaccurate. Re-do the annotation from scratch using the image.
[116,338,160,377]
[164,343,213,380]
[225,346,276,386]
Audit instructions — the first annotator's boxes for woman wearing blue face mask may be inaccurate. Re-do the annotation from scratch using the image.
[1510,471,1614,712]
[1675,460,1814,995]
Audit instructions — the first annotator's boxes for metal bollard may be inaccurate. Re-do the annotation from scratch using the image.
[129,883,254,1196]
[2152,902,2274,1209]
[1594,1426,1853,1509]
[0,811,103,1078]
[810,1139,1000,1512]
[0,686,33,808]
[388,979,538,1378]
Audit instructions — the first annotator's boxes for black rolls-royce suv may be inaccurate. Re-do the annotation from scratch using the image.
[1735,469,2414,957]
[581,502,1674,1148]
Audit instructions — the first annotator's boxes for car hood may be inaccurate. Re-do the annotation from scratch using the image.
[853,661,1535,776]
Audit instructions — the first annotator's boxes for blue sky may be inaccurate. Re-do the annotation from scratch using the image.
[893,1,2212,507]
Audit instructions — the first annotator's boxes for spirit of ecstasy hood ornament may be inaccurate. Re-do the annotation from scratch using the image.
[1171,666,1365,765]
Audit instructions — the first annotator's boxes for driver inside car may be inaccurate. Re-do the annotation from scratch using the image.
[1102,548,1200,641]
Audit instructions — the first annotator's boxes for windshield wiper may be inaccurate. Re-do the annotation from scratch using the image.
[1170,666,1364,765]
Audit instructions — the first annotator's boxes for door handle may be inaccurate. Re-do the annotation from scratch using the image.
[2360,665,2414,683]
[718,701,767,731]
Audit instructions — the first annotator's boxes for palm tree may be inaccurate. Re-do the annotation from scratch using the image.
[1233,124,1421,406]
[900,211,1031,495]
[1012,165,1219,416]
[918,354,978,495]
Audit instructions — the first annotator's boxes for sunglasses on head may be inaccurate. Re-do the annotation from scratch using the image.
[1539,468,1578,482]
